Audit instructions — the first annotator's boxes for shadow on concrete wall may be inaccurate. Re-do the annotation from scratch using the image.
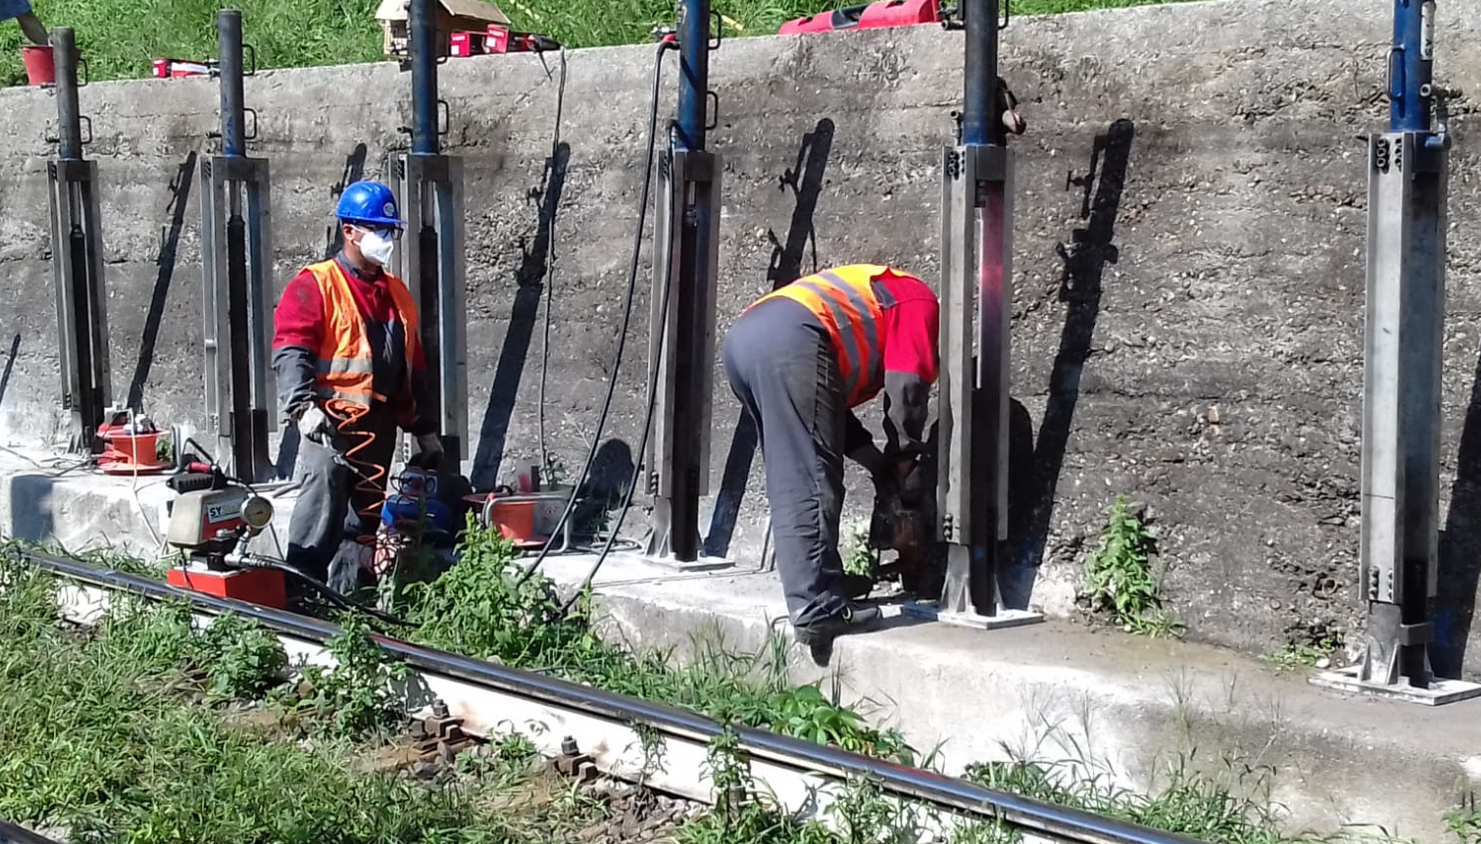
[9,474,54,546]
[1004,118,1135,608]
[1435,349,1481,677]
[126,151,197,412]
[705,118,835,559]
[471,142,571,490]
[0,333,20,408]
[323,143,369,260]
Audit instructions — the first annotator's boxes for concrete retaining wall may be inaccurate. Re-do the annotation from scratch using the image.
[3,0,1481,674]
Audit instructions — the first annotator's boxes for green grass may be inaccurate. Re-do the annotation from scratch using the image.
[0,561,559,844]
[0,516,1422,844]
[0,0,1210,88]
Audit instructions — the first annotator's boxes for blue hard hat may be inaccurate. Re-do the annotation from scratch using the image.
[336,180,404,229]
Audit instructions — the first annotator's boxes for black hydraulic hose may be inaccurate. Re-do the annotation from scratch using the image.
[517,40,676,584]
[560,227,671,613]
[15,547,1202,844]
[236,555,414,629]
[537,47,569,470]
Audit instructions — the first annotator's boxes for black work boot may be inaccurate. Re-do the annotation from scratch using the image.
[794,603,883,666]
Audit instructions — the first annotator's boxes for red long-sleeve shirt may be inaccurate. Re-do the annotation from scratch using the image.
[876,269,941,386]
[272,256,431,432]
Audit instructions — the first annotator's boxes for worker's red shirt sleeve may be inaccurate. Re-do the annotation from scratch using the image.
[272,269,325,352]
[882,295,940,383]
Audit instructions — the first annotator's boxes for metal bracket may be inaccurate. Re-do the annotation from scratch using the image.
[199,154,276,481]
[46,157,112,451]
[639,147,731,572]
[902,141,1040,630]
[393,153,469,469]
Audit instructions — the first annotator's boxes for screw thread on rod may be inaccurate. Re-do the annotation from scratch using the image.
[217,10,246,158]
[410,0,439,156]
[50,28,83,162]
[961,0,1001,147]
[676,0,710,151]
[1390,0,1435,134]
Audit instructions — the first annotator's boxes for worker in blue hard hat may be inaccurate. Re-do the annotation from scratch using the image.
[1,0,49,44]
[272,180,443,597]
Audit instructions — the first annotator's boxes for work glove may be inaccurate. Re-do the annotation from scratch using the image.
[296,404,334,444]
[417,433,445,464]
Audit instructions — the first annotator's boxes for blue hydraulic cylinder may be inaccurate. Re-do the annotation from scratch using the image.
[676,0,711,151]
[960,0,1001,147]
[217,10,246,158]
[410,0,440,156]
[1388,0,1435,134]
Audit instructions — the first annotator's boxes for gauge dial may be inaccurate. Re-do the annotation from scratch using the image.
[240,496,274,529]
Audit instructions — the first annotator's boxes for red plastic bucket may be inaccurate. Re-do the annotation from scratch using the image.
[21,45,54,86]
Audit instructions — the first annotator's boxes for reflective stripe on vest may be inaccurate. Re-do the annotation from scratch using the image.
[750,264,904,407]
[303,260,422,412]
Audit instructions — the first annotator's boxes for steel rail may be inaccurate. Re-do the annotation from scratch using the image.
[0,820,65,844]
[13,548,1204,844]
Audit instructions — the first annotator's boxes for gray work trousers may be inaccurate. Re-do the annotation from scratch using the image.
[722,298,850,627]
[286,406,399,595]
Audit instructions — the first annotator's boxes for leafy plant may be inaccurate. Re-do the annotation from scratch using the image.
[288,612,409,740]
[1448,795,1481,844]
[1080,495,1182,638]
[841,519,876,579]
[195,612,290,701]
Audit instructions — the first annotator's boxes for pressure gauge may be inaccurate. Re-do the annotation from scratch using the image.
[240,496,275,530]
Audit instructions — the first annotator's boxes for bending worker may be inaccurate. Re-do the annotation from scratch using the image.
[721,263,939,653]
[272,181,443,595]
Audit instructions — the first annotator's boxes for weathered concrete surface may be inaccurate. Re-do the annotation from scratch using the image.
[6,460,1480,841]
[3,0,1481,673]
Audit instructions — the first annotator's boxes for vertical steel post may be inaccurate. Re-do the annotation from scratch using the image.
[45,26,112,452]
[394,0,468,469]
[905,0,1040,629]
[1313,0,1480,705]
[642,0,727,570]
[200,9,276,483]
[410,0,439,156]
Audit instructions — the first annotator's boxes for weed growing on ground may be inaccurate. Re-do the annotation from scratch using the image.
[1262,636,1341,672]
[841,519,876,578]
[195,612,291,700]
[0,556,535,844]
[1448,796,1481,844]
[1079,495,1183,638]
[286,611,411,740]
[405,514,914,761]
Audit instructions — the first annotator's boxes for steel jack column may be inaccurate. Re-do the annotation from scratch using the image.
[1312,0,1478,706]
[200,10,275,483]
[904,0,1041,630]
[641,0,729,571]
[393,0,468,470]
[45,28,112,453]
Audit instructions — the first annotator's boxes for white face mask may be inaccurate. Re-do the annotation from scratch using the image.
[357,227,396,267]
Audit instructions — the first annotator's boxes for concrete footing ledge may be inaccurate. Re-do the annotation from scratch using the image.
[3,448,1477,843]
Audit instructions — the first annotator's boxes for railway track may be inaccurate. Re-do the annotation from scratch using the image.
[10,548,1203,844]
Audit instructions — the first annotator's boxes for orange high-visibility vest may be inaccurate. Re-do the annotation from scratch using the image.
[303,259,422,415]
[748,263,907,408]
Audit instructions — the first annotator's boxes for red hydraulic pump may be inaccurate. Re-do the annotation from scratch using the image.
[449,25,560,57]
[779,0,948,35]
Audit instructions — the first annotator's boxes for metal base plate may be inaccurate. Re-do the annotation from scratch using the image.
[900,600,1044,630]
[639,553,734,573]
[1309,665,1481,706]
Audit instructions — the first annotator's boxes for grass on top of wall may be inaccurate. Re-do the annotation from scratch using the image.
[0,0,1208,88]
